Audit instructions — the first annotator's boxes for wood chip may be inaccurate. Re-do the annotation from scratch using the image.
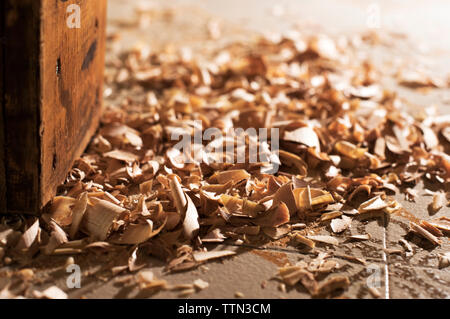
[347,234,371,241]
[431,192,447,212]
[193,250,236,263]
[368,287,381,298]
[409,222,442,246]
[314,275,350,297]
[15,219,40,250]
[82,198,126,240]
[104,150,139,162]
[330,216,352,233]
[358,196,388,212]
[254,202,290,227]
[170,175,200,240]
[307,235,339,246]
[69,192,88,239]
[33,286,68,299]
[438,252,450,269]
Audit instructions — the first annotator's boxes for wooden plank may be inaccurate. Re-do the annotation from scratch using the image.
[1,0,106,214]
[40,0,107,210]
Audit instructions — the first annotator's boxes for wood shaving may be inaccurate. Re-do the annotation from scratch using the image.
[347,234,371,241]
[178,288,196,297]
[193,279,209,290]
[438,252,450,269]
[234,291,245,298]
[368,287,381,299]
[33,286,68,299]
[409,222,442,246]
[192,250,236,263]
[2,20,450,298]
[430,192,447,212]
[314,276,350,297]
[293,234,316,249]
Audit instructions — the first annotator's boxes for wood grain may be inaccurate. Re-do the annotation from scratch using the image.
[1,0,107,214]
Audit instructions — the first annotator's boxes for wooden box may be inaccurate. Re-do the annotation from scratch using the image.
[0,0,107,214]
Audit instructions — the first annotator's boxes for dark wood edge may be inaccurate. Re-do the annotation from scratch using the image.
[3,0,41,214]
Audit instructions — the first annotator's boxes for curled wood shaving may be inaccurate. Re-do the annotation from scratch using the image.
[48,197,76,227]
[330,216,352,233]
[82,198,126,240]
[430,192,447,212]
[42,221,68,255]
[170,175,199,240]
[254,202,290,227]
[116,218,167,245]
[69,192,88,239]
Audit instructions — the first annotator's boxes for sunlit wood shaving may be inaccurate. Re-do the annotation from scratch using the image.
[69,192,88,239]
[307,235,340,246]
[294,234,316,249]
[15,219,40,250]
[347,234,371,241]
[193,279,209,290]
[82,198,126,240]
[314,275,350,297]
[330,216,352,233]
[192,250,236,263]
[33,286,68,299]
[431,192,447,212]
[438,252,450,269]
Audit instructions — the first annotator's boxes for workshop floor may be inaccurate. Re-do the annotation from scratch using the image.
[1,0,449,299]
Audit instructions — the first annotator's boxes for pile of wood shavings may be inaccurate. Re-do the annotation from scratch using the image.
[1,31,450,298]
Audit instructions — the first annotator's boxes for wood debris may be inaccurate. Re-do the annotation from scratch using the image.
[33,286,68,299]
[314,276,350,298]
[347,234,371,241]
[330,216,352,233]
[307,235,340,246]
[409,222,442,246]
[193,279,209,290]
[438,252,450,269]
[2,17,449,299]
[430,192,447,213]
[192,250,236,263]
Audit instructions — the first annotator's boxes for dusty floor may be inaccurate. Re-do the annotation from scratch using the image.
[1,0,449,299]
